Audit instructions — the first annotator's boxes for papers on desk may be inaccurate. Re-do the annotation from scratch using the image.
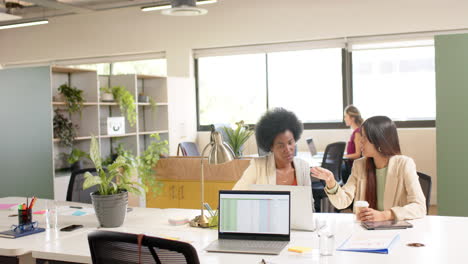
[337,233,400,254]
[0,204,17,210]
[58,206,95,216]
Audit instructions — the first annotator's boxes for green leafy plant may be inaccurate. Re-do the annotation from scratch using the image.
[83,136,145,195]
[222,120,254,157]
[111,86,137,127]
[149,97,158,112]
[83,134,168,196]
[100,87,112,94]
[57,84,84,114]
[53,109,75,147]
[67,148,90,164]
[138,133,169,195]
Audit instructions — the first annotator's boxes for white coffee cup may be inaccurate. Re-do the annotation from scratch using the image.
[354,200,369,221]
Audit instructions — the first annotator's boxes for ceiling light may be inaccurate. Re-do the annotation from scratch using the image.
[141,0,216,15]
[0,19,48,30]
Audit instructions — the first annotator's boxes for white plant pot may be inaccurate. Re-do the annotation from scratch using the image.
[101,93,114,102]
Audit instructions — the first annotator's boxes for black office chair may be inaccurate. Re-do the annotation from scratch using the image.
[312,142,346,212]
[88,231,200,264]
[66,168,100,204]
[417,172,432,215]
[177,142,200,156]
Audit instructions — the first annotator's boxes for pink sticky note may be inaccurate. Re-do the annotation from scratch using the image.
[0,204,18,210]
[33,210,47,215]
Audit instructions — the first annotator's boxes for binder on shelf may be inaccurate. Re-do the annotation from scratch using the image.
[0,228,46,239]
[337,233,400,254]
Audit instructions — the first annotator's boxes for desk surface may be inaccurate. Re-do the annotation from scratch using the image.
[1,197,468,264]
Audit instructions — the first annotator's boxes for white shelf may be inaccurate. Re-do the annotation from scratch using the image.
[53,135,93,142]
[137,102,168,106]
[53,102,99,106]
[138,130,169,135]
[99,133,138,139]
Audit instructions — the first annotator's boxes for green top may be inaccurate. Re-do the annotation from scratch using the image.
[376,167,388,211]
[325,167,389,211]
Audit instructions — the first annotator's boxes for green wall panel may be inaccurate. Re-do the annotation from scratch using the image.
[0,66,53,199]
[436,34,468,216]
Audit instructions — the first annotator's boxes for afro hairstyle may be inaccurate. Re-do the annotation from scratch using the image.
[255,108,303,152]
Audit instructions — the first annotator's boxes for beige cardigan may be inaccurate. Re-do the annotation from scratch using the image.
[327,155,426,220]
[233,153,311,190]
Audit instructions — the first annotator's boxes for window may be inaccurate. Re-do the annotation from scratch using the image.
[268,48,343,123]
[352,43,435,121]
[197,54,267,126]
[112,59,167,76]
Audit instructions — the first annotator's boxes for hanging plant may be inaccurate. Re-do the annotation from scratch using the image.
[53,109,76,147]
[57,84,85,114]
[111,86,137,127]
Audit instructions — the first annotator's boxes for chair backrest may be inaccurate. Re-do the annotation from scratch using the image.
[417,172,432,214]
[66,168,99,204]
[88,231,200,264]
[177,142,200,156]
[321,142,346,186]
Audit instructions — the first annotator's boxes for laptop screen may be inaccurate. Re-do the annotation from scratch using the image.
[218,190,290,240]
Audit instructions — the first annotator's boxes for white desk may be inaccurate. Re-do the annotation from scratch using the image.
[1,197,468,264]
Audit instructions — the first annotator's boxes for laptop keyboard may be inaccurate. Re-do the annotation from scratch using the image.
[217,239,288,250]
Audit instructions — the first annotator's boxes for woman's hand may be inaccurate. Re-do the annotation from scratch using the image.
[310,167,336,188]
[358,208,393,222]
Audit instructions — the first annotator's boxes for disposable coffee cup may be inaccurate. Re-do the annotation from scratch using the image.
[354,201,369,221]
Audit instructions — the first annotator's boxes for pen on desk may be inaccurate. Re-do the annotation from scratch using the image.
[29,197,37,210]
[203,203,214,217]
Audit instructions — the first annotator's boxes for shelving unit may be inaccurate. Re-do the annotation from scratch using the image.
[51,66,170,175]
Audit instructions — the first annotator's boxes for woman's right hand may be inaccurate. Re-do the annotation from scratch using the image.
[310,167,336,188]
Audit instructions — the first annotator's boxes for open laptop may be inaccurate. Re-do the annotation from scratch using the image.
[249,184,315,231]
[205,190,290,255]
[306,138,324,159]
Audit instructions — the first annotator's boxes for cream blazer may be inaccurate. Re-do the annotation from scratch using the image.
[327,155,426,220]
[233,153,311,190]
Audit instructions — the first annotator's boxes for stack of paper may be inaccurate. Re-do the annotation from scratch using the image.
[337,233,400,254]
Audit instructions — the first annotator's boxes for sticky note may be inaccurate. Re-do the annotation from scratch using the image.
[33,210,47,215]
[288,246,312,253]
[72,211,87,216]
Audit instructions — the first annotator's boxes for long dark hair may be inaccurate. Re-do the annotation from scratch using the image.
[362,116,401,209]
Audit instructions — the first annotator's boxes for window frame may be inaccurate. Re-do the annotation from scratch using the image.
[196,45,436,131]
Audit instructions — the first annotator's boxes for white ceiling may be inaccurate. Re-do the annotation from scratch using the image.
[0,0,168,22]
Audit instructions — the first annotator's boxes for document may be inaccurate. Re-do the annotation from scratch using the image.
[337,233,399,254]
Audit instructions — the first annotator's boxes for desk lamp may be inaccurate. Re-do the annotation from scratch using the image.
[190,126,235,228]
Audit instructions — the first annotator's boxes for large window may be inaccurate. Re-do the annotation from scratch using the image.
[197,54,267,126]
[352,42,435,121]
[268,48,343,123]
[196,39,436,130]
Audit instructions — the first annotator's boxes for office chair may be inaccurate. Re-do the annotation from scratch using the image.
[312,142,346,212]
[88,231,200,264]
[417,172,432,214]
[66,168,100,204]
[177,142,201,156]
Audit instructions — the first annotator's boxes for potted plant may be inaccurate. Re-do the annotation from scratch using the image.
[137,133,169,196]
[83,134,168,227]
[222,120,254,157]
[111,86,137,127]
[100,87,114,102]
[57,84,85,114]
[53,109,76,147]
[67,148,90,172]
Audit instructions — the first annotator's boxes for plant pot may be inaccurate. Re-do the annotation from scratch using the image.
[91,191,128,227]
[70,160,84,172]
[101,93,114,102]
[138,95,149,103]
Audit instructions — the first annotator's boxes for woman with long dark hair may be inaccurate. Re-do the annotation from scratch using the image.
[311,116,426,221]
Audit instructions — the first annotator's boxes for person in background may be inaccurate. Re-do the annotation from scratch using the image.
[233,108,312,189]
[311,116,426,221]
[342,105,364,183]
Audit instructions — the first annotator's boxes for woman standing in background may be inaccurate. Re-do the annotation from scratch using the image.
[342,105,363,183]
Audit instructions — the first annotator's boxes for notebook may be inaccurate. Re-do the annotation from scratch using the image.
[205,190,290,255]
[337,233,400,254]
[0,227,45,239]
[249,184,315,231]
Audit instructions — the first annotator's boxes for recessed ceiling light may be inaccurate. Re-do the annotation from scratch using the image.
[141,0,216,15]
[0,19,48,30]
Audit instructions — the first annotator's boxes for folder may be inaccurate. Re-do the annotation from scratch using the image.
[337,233,400,254]
[0,227,45,239]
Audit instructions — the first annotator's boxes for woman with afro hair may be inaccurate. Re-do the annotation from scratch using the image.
[233,108,313,190]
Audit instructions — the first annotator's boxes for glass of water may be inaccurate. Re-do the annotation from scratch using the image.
[317,218,336,256]
[45,200,58,229]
